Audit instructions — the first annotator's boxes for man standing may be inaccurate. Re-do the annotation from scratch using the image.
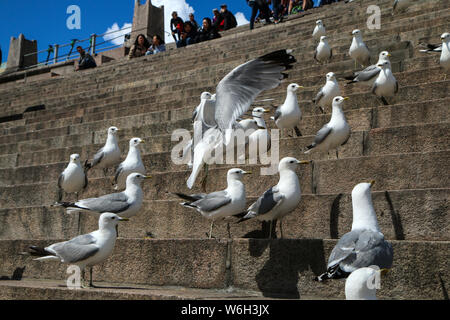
[247,0,272,30]
[170,11,184,42]
[75,46,96,71]
[213,4,238,31]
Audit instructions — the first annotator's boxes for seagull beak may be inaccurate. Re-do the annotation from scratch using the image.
[343,97,349,100]
[299,160,310,165]
[370,180,375,186]
[144,176,152,179]
[140,140,145,143]
[380,268,389,277]
[119,217,129,222]
[243,171,252,175]
[263,109,270,113]
[387,53,391,56]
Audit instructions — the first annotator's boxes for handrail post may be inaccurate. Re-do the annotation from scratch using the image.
[90,34,97,56]
[53,44,59,65]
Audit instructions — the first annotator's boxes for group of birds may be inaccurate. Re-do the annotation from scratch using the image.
[18,6,449,297]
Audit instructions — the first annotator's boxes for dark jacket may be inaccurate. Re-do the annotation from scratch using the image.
[195,26,221,43]
[213,10,238,31]
[170,17,184,33]
[78,52,96,69]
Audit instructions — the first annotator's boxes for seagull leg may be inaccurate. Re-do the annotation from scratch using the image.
[336,149,339,159]
[115,225,119,238]
[103,168,108,177]
[268,220,273,239]
[280,219,283,239]
[80,269,88,289]
[294,126,302,137]
[75,192,79,202]
[89,267,95,288]
[319,106,325,114]
[209,221,214,239]
[227,222,231,239]
[380,97,389,105]
[201,164,209,192]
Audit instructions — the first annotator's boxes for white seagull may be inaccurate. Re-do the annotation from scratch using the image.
[57,153,88,202]
[314,36,332,64]
[238,157,310,238]
[372,61,398,105]
[175,168,251,238]
[248,107,271,163]
[312,20,326,40]
[271,83,304,136]
[345,51,391,87]
[305,96,351,158]
[113,138,146,190]
[58,173,150,219]
[186,50,296,189]
[349,29,370,68]
[24,212,128,288]
[345,267,389,300]
[419,33,450,79]
[315,181,394,281]
[312,72,341,113]
[84,126,121,176]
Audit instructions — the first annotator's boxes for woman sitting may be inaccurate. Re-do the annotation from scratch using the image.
[195,18,221,43]
[128,34,150,59]
[146,35,166,55]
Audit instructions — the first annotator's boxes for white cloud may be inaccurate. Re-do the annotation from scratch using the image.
[151,0,195,43]
[103,22,133,46]
[235,12,249,26]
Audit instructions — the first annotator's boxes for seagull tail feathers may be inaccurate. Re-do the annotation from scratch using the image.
[173,192,200,202]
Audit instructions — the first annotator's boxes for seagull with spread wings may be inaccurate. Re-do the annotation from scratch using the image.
[186,50,296,189]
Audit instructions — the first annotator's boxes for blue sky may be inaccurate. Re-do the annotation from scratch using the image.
[0,0,251,65]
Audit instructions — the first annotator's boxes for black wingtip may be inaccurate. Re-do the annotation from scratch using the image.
[172,192,200,202]
[28,246,49,257]
[259,49,296,68]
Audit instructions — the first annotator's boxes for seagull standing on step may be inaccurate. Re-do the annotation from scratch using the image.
[419,33,450,79]
[349,29,370,68]
[312,20,326,40]
[58,173,150,219]
[393,0,409,14]
[313,72,341,113]
[238,157,310,239]
[315,181,393,281]
[305,96,351,158]
[271,83,304,136]
[345,51,391,87]
[57,154,88,202]
[186,50,296,189]
[23,212,128,288]
[113,138,146,190]
[248,107,271,162]
[345,267,389,300]
[84,126,121,176]
[175,168,251,238]
[372,61,398,105]
[314,36,332,64]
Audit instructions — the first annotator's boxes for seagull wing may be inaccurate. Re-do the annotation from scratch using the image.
[48,234,99,263]
[191,190,232,213]
[75,192,130,214]
[245,186,284,219]
[214,50,296,144]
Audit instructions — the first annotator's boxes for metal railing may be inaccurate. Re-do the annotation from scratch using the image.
[21,25,156,70]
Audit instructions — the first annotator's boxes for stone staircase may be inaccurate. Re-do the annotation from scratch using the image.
[0,0,448,299]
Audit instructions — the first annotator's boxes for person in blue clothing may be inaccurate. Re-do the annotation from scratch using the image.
[146,35,166,55]
[247,0,272,30]
[176,21,198,48]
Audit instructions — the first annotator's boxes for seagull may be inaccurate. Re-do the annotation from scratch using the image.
[372,61,398,105]
[57,173,150,219]
[113,138,146,190]
[393,0,409,14]
[345,51,391,86]
[271,83,304,136]
[314,36,332,64]
[186,50,296,189]
[349,29,370,68]
[84,126,121,176]
[305,96,351,158]
[315,181,394,281]
[23,212,128,288]
[175,168,251,238]
[248,107,271,163]
[345,267,389,300]
[312,20,326,40]
[312,72,341,113]
[419,33,450,79]
[238,157,310,238]
[57,154,88,202]
[238,107,266,133]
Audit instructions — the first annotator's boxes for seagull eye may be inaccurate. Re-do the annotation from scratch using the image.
[111,217,115,220]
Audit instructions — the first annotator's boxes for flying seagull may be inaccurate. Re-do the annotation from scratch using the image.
[187,50,296,189]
